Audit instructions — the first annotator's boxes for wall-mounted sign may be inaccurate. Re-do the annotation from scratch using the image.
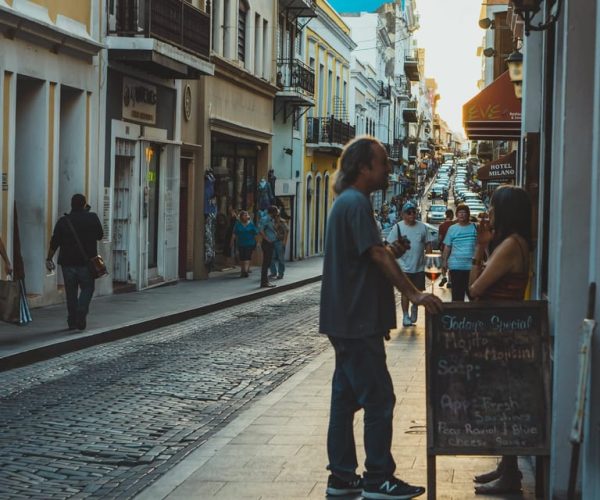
[123,77,157,125]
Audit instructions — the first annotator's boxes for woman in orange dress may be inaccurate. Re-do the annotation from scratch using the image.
[468,185,532,495]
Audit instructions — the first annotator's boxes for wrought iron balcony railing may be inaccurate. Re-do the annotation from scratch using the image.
[306,116,356,146]
[276,58,315,97]
[114,0,210,59]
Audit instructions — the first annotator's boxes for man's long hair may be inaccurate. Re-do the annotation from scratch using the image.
[332,136,380,195]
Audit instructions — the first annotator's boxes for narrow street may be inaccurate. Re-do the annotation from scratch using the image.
[0,285,328,499]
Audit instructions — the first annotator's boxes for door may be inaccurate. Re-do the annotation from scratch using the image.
[146,144,161,273]
[113,148,134,284]
[179,159,190,279]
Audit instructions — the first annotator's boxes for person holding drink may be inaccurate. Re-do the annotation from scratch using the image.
[468,185,533,495]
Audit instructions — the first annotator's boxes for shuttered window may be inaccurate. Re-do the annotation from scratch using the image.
[238,1,248,63]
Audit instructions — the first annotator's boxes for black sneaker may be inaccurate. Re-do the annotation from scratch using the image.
[326,474,363,496]
[362,477,425,499]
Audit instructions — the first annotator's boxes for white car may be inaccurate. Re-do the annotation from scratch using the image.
[427,204,447,224]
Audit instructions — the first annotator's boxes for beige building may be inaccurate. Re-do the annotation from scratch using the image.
[197,0,278,273]
[0,0,103,306]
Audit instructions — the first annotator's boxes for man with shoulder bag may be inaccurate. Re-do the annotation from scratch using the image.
[46,194,104,331]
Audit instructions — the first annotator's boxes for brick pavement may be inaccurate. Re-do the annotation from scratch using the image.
[0,286,330,499]
[0,257,323,371]
[138,300,538,500]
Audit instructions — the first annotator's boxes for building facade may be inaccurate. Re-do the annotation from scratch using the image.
[0,0,103,306]
[103,0,213,291]
[301,0,355,258]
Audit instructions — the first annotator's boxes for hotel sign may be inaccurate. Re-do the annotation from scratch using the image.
[122,77,157,125]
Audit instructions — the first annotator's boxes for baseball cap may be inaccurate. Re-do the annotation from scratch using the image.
[402,201,417,213]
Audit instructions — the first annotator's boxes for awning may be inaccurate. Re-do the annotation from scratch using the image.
[463,71,521,140]
[477,150,517,181]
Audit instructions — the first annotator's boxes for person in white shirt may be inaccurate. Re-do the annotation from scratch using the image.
[386,201,434,326]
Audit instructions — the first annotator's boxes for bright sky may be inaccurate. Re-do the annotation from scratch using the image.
[415,0,483,133]
[328,0,483,134]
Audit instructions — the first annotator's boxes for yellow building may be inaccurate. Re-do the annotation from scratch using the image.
[301,0,356,258]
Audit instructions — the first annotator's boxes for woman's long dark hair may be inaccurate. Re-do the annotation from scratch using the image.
[489,185,533,253]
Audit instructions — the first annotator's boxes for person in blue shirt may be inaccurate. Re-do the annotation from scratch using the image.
[230,210,258,278]
[441,204,477,301]
[258,206,278,288]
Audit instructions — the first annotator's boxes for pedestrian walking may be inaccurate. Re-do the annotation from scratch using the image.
[441,204,477,301]
[437,209,455,287]
[258,205,278,288]
[230,210,258,278]
[320,136,443,499]
[46,194,104,330]
[269,209,288,280]
[469,186,532,495]
[386,201,434,326]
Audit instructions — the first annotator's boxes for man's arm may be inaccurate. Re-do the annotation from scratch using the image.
[369,245,443,313]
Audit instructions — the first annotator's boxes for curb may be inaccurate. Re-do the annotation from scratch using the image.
[0,275,322,372]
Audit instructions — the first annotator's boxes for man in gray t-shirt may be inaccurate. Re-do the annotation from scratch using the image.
[386,201,434,327]
[319,137,442,499]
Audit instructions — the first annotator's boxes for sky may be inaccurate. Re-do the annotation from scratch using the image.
[328,0,483,133]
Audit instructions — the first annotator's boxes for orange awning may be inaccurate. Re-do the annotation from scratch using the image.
[477,150,517,181]
[463,71,521,140]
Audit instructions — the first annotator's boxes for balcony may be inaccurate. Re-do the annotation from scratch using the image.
[394,75,411,101]
[107,0,214,79]
[403,101,418,123]
[389,140,403,161]
[306,116,356,151]
[279,0,318,18]
[404,51,420,82]
[276,58,316,108]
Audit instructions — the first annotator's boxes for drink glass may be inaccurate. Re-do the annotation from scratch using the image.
[424,253,442,293]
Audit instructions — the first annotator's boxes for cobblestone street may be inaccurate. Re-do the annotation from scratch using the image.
[0,284,329,499]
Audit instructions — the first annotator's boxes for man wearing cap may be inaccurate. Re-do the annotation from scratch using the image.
[387,201,434,326]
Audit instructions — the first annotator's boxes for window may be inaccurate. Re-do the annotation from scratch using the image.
[238,0,248,63]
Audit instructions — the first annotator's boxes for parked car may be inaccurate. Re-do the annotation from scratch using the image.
[426,203,447,224]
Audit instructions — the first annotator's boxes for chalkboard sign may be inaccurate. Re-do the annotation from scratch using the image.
[426,301,550,455]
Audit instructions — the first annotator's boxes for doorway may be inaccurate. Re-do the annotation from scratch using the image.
[179,157,192,279]
[146,144,161,273]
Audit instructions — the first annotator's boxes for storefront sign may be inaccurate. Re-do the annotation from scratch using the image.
[477,151,517,182]
[123,77,157,125]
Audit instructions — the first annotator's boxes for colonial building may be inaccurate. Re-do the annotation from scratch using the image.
[103,0,213,291]
[0,0,103,306]
[271,0,318,261]
[198,0,278,272]
[301,0,355,258]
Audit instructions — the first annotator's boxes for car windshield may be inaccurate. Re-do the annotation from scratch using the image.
[430,205,446,212]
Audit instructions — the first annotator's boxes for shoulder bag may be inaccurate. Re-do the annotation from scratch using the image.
[64,216,108,279]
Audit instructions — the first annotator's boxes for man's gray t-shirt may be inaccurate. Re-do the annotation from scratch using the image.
[319,188,396,338]
[387,220,431,273]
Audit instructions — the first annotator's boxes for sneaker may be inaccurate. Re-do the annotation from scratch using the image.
[362,477,425,499]
[403,313,413,327]
[326,474,363,496]
[438,276,447,287]
[268,274,277,279]
[410,304,418,323]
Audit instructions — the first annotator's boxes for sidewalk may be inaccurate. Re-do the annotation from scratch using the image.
[136,296,537,500]
[0,257,323,371]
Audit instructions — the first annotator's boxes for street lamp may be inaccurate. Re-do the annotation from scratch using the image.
[506,49,524,99]
[510,0,563,36]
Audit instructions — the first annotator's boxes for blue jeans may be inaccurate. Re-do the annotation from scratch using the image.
[62,266,95,325]
[327,335,396,484]
[269,240,285,277]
